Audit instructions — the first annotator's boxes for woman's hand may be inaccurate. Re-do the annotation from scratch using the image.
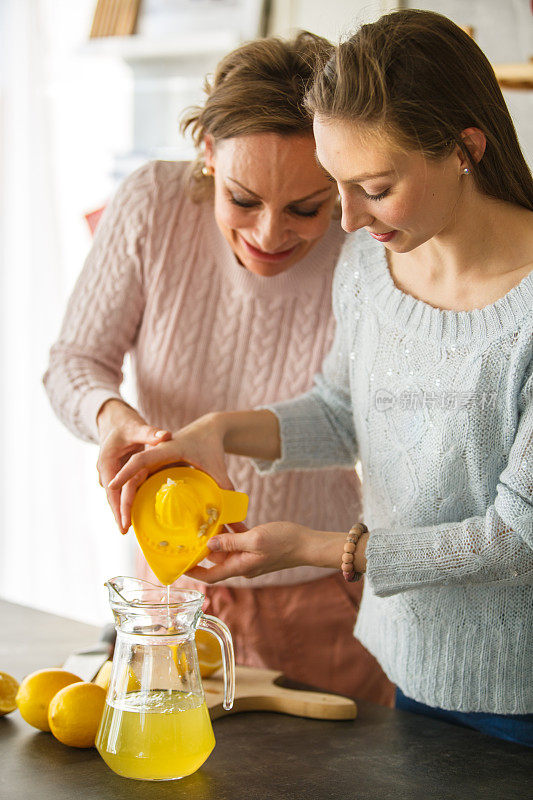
[187,523,370,583]
[96,399,171,533]
[186,522,311,583]
[108,412,232,532]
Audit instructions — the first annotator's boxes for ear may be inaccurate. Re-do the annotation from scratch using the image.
[459,127,486,166]
[203,134,215,171]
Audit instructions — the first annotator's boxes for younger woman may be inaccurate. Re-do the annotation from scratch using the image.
[111,11,533,744]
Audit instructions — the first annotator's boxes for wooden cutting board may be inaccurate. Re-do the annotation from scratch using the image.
[204,665,357,721]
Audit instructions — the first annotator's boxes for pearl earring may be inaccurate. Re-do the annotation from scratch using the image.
[463,167,470,174]
[201,165,213,177]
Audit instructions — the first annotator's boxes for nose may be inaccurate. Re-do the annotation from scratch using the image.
[340,194,374,234]
[253,208,287,252]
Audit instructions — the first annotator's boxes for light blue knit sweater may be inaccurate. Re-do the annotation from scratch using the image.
[258,229,533,714]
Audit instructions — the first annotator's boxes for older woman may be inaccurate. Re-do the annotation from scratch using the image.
[44,32,393,705]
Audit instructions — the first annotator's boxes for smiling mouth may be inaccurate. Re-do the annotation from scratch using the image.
[240,236,298,262]
[367,230,396,242]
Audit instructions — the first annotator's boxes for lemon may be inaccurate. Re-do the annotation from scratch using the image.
[196,629,222,678]
[93,660,140,693]
[0,672,19,716]
[16,668,82,731]
[48,682,106,748]
[93,660,113,690]
[167,630,222,678]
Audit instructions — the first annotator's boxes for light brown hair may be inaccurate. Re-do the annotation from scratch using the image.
[306,9,533,211]
[181,31,333,200]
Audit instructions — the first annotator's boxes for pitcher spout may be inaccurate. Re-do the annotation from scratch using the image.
[105,576,162,608]
[104,576,205,636]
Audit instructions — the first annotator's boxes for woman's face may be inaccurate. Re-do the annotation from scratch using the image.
[205,132,337,276]
[313,116,468,253]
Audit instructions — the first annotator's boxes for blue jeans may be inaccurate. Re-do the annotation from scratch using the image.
[396,688,533,747]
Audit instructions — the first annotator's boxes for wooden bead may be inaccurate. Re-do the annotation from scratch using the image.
[342,521,367,582]
[349,523,367,537]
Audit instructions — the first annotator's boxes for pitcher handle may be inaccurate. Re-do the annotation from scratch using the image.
[197,614,235,710]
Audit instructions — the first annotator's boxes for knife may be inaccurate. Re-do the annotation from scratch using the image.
[62,624,116,682]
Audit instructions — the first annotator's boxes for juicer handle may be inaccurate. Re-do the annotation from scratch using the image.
[219,490,248,524]
[198,614,235,710]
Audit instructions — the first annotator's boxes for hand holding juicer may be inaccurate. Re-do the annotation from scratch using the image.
[130,465,249,585]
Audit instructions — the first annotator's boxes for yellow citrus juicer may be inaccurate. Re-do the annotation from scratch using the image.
[131,466,249,585]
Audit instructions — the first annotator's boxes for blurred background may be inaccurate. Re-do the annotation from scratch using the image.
[0,0,532,625]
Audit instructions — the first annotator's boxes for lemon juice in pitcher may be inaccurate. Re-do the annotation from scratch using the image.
[96,690,215,781]
[96,577,235,781]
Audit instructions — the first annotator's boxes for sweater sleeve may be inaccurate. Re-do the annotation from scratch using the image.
[43,162,156,443]
[366,363,533,597]
[254,261,358,473]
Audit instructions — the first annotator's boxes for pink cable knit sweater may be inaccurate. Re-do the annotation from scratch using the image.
[44,161,362,587]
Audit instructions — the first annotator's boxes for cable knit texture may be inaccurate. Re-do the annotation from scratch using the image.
[257,229,533,713]
[43,161,362,588]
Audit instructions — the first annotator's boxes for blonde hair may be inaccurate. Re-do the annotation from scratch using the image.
[181,31,333,201]
[306,9,533,211]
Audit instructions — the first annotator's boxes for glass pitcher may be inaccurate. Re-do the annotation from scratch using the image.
[95,577,235,781]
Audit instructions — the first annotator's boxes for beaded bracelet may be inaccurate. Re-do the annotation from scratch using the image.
[341,523,368,583]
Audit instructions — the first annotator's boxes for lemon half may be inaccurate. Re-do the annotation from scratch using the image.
[196,629,223,678]
[0,672,19,716]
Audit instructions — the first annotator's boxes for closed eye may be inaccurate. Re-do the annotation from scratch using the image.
[289,206,321,218]
[230,196,260,209]
[362,189,390,201]
[230,195,322,217]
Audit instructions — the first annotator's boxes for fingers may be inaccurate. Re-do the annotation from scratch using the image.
[109,446,175,489]
[186,561,246,584]
[109,444,231,495]
[226,521,248,534]
[203,550,227,564]
[96,421,170,533]
[186,564,225,583]
[105,485,125,533]
[186,547,262,582]
[189,455,235,492]
[212,469,236,492]
[98,426,170,488]
[119,469,148,532]
[96,454,115,490]
[208,530,254,553]
[207,533,237,553]
[98,455,127,531]
[97,437,142,491]
[135,426,171,446]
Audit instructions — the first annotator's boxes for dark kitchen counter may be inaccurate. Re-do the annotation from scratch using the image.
[0,599,530,800]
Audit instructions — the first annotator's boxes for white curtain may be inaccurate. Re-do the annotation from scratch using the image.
[0,0,134,626]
